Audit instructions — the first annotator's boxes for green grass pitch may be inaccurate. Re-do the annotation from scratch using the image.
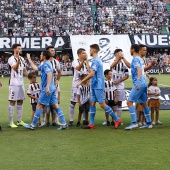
[0,74,170,170]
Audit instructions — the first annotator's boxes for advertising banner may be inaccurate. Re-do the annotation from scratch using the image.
[70,35,132,71]
[0,36,70,51]
[130,34,170,48]
[123,88,170,110]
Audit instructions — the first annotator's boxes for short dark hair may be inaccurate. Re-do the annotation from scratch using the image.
[43,50,51,60]
[131,44,139,53]
[139,44,147,50]
[99,38,110,43]
[114,49,123,55]
[90,44,100,52]
[104,69,111,76]
[12,44,21,49]
[28,72,36,79]
[77,48,85,55]
[46,45,54,50]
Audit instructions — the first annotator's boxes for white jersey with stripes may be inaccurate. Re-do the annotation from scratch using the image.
[27,82,41,104]
[110,60,129,90]
[72,59,88,88]
[8,55,26,86]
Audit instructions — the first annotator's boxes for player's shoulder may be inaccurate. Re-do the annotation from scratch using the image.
[132,56,141,62]
[8,55,14,61]
[52,58,59,63]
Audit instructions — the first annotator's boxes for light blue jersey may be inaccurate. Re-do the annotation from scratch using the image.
[38,61,56,92]
[90,56,104,89]
[131,56,146,86]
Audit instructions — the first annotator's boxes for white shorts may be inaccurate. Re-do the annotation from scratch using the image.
[8,85,25,101]
[117,89,125,101]
[70,87,78,103]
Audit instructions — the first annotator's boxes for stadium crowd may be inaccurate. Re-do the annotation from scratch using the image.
[0,0,169,36]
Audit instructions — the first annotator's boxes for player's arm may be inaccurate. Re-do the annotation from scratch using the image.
[75,60,85,71]
[117,74,129,83]
[110,56,120,69]
[85,59,91,73]
[77,70,95,87]
[122,57,131,68]
[77,87,82,107]
[27,94,38,101]
[135,67,142,90]
[144,60,157,72]
[137,67,142,79]
[57,70,61,81]
[9,57,20,71]
[77,94,81,107]
[23,68,28,77]
[46,72,52,95]
[118,51,131,68]
[104,90,108,104]
[26,53,38,71]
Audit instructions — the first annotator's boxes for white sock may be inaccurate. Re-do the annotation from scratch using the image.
[9,105,14,124]
[117,107,122,118]
[69,104,75,121]
[17,104,23,122]
[83,111,86,121]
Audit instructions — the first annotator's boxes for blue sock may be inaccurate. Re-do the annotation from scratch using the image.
[104,105,118,121]
[56,108,66,125]
[32,108,42,126]
[143,107,151,124]
[129,106,137,124]
[89,106,96,125]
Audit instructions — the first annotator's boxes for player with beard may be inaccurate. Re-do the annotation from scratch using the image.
[8,44,28,128]
[125,44,152,130]
[24,51,67,130]
[44,45,61,127]
[109,49,129,122]
[77,44,122,129]
[69,48,90,126]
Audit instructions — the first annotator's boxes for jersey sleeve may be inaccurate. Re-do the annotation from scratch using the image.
[148,86,151,91]
[37,65,42,71]
[91,60,98,71]
[8,57,16,67]
[133,58,141,69]
[43,63,51,74]
[56,60,61,71]
[72,60,78,68]
[27,85,32,95]
[158,87,161,93]
[77,86,81,95]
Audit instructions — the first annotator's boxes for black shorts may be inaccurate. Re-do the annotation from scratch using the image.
[31,103,37,111]
[107,100,117,107]
[79,101,90,114]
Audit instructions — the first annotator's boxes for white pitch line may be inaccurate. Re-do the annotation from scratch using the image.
[158,83,169,87]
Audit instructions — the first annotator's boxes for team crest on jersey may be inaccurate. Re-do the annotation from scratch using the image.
[92,64,97,70]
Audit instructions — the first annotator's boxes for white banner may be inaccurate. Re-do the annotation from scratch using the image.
[70,35,132,71]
